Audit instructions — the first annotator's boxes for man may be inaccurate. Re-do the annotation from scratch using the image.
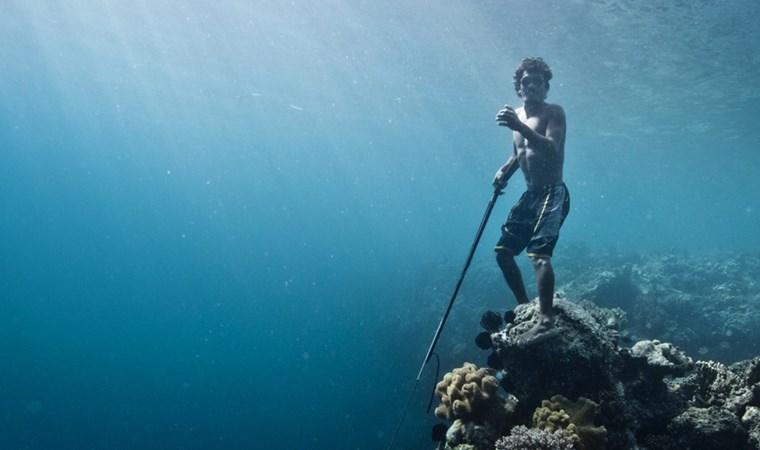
[492,57,570,345]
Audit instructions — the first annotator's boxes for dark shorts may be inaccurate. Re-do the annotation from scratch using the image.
[495,183,570,258]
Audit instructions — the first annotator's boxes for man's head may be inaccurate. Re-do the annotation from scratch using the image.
[513,57,552,102]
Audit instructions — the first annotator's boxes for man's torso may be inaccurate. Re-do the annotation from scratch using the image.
[513,103,565,190]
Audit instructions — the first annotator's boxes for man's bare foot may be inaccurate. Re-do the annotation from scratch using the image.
[517,320,560,346]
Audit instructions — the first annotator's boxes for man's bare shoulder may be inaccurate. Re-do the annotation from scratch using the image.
[546,103,565,116]
[546,103,566,117]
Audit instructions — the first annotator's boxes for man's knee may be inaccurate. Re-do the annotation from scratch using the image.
[496,250,516,266]
[496,250,517,271]
[529,255,552,270]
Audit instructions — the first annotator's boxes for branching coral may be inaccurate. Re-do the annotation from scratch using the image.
[434,362,501,422]
[494,426,576,450]
[532,395,607,450]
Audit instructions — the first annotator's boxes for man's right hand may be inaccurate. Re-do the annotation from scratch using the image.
[496,105,521,130]
[492,170,508,191]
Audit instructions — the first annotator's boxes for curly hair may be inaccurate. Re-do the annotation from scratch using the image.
[513,57,553,95]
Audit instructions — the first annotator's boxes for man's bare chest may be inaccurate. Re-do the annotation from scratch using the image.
[523,114,547,133]
[514,115,547,148]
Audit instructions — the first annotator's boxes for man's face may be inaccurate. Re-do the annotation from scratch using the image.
[518,71,547,103]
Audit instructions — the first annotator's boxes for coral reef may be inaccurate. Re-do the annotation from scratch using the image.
[671,358,760,414]
[532,400,572,433]
[434,362,508,422]
[443,419,501,450]
[490,299,621,420]
[417,247,760,449]
[485,298,757,449]
[743,406,760,449]
[434,362,517,450]
[494,426,576,450]
[668,406,750,449]
[556,249,760,363]
[532,395,607,450]
[664,357,760,448]
[629,339,693,376]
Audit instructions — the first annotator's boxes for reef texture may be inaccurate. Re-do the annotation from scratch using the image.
[434,362,517,450]
[435,297,760,449]
[434,362,514,424]
[629,339,693,376]
[532,395,607,450]
[491,299,621,420]
[555,248,760,363]
[743,406,760,449]
[494,426,576,450]
[443,419,502,450]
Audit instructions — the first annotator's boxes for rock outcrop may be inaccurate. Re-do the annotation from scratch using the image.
[434,297,760,449]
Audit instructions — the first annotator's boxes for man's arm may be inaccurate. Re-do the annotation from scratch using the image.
[492,145,520,190]
[517,105,566,153]
[497,105,566,154]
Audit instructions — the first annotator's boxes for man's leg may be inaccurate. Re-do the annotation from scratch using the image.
[532,256,555,318]
[496,251,530,305]
[517,184,568,344]
[517,256,559,345]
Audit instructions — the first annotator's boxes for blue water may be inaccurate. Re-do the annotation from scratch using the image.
[2,1,759,449]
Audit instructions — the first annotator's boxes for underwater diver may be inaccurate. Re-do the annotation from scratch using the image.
[492,57,570,346]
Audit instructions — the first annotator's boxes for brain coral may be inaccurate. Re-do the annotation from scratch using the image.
[434,362,500,421]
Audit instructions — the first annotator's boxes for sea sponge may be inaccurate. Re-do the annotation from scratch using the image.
[434,362,500,422]
[532,395,607,450]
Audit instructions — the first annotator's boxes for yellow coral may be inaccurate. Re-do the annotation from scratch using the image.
[533,404,572,432]
[434,362,501,421]
[532,395,607,450]
[452,398,471,416]
[434,403,448,419]
[482,375,499,392]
